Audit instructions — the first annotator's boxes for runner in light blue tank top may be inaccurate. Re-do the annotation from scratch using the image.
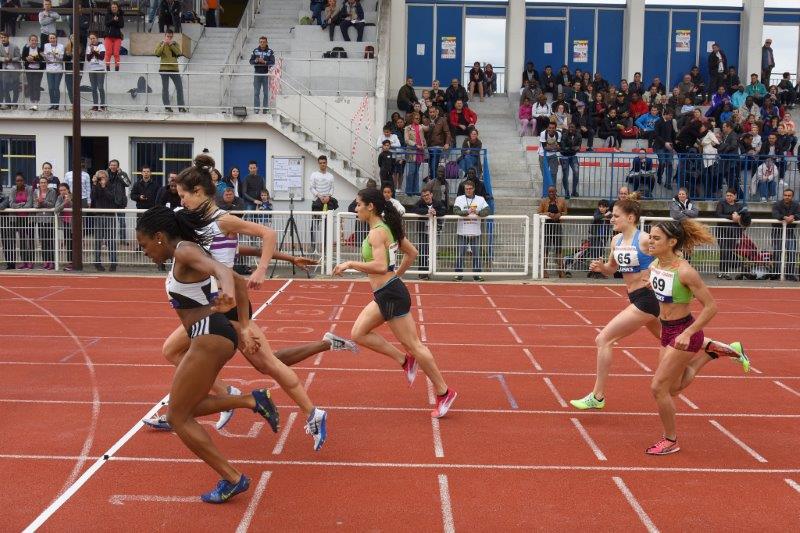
[613,229,654,273]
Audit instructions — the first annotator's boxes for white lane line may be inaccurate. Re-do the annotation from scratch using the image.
[426,378,436,405]
[710,420,768,463]
[785,478,800,494]
[437,474,455,533]
[486,297,498,308]
[418,306,425,323]
[542,286,556,297]
[495,310,509,323]
[678,394,699,410]
[507,326,523,344]
[334,306,344,321]
[623,349,653,373]
[108,494,199,505]
[477,285,488,295]
[431,418,445,458]
[774,380,800,397]
[573,311,592,325]
[487,374,519,409]
[750,366,763,374]
[235,471,273,533]
[604,286,622,297]
[414,283,420,294]
[522,348,543,371]
[570,418,607,461]
[416,294,423,308]
[556,297,573,309]
[612,476,660,533]
[59,338,101,363]
[420,324,428,342]
[543,377,568,408]
[271,412,298,455]
[303,371,316,390]
[252,279,294,317]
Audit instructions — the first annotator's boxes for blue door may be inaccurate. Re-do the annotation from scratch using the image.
[699,23,740,90]
[526,19,566,77]
[222,139,267,185]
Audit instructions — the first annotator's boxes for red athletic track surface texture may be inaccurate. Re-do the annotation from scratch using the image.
[0,275,798,532]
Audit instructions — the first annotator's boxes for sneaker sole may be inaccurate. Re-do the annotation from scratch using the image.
[569,400,605,410]
[314,413,328,451]
[215,410,234,431]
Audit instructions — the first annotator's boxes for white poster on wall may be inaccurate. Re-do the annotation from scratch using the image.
[417,43,425,56]
[544,42,553,54]
[707,40,715,53]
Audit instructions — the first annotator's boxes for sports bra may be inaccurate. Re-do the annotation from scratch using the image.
[361,222,398,272]
[204,210,238,268]
[166,242,219,309]
[614,230,653,274]
[649,259,693,304]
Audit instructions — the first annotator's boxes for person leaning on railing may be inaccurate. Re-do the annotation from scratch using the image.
[8,172,34,269]
[90,170,122,272]
[54,182,73,271]
[410,187,445,280]
[715,188,747,280]
[771,188,800,281]
[538,186,568,278]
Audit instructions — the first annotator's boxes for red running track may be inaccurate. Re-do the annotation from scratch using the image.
[0,275,799,531]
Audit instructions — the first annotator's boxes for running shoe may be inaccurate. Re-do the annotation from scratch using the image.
[142,413,172,431]
[402,354,418,387]
[201,474,251,504]
[252,389,280,433]
[645,436,680,455]
[432,388,458,418]
[729,342,751,373]
[569,393,605,410]
[323,331,359,353]
[215,386,241,430]
[304,408,328,451]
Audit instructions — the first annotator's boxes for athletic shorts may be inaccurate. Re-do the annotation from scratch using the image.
[224,300,253,323]
[186,313,238,346]
[628,286,660,318]
[373,276,411,321]
[660,315,704,353]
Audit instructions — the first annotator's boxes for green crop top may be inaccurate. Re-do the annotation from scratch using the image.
[649,259,693,304]
[361,222,398,271]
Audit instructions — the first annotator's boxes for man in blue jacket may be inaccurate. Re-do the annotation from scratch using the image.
[635,105,661,148]
[249,36,275,114]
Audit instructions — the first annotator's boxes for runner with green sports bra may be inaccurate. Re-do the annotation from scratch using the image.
[333,187,457,418]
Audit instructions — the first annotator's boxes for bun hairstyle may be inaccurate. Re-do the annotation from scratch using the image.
[136,205,215,248]
[614,191,642,222]
[654,218,714,253]
[175,153,216,198]
[357,187,405,243]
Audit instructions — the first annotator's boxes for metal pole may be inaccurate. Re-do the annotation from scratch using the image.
[71,1,83,270]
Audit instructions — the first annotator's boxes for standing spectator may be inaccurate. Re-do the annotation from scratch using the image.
[38,1,61,47]
[538,185,568,278]
[467,61,485,102]
[404,112,428,195]
[211,168,227,198]
[716,121,739,194]
[699,123,721,195]
[381,184,405,215]
[483,64,497,97]
[90,170,122,271]
[538,121,561,185]
[216,186,245,210]
[37,161,59,189]
[43,33,63,110]
[531,93,551,135]
[309,155,338,251]
[425,105,451,177]
[107,159,130,241]
[715,188,746,279]
[377,139,394,186]
[669,187,699,220]
[8,173,34,269]
[572,101,594,151]
[104,2,124,72]
[751,156,778,202]
[85,33,106,111]
[160,0,182,33]
[224,166,241,196]
[708,43,728,97]
[0,31,22,109]
[762,39,775,86]
[453,180,489,282]
[63,34,80,107]
[396,77,418,113]
[518,96,533,136]
[155,31,186,112]
[588,199,611,278]
[653,108,676,188]
[203,0,218,28]
[772,189,800,280]
[33,176,56,269]
[241,160,265,210]
[155,172,181,209]
[559,122,581,198]
[1,0,20,38]
[22,34,44,111]
[0,185,14,268]
[338,0,365,42]
[63,160,91,207]
[250,36,274,114]
[410,187,445,279]
[54,182,73,270]
[130,166,160,209]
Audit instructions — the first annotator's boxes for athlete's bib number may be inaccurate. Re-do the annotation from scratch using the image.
[615,245,640,273]
[616,252,632,265]
[650,269,675,302]
[388,242,398,271]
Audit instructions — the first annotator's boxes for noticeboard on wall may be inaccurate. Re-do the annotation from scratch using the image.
[270,156,304,201]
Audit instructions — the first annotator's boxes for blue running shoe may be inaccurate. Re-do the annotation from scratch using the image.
[252,389,280,433]
[305,408,328,451]
[142,414,172,431]
[201,474,250,504]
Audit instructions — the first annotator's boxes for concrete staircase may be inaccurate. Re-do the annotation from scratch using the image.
[185,27,238,108]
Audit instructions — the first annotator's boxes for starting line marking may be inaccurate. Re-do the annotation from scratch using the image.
[622,350,653,373]
[542,377,568,408]
[774,380,800,397]
[236,471,272,533]
[613,476,660,533]
[522,348,543,371]
[437,474,455,533]
[710,420,768,463]
[785,478,800,494]
[678,394,699,410]
[570,418,607,461]
[108,494,199,506]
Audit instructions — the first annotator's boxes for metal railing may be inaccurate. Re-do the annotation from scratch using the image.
[462,65,506,95]
[221,0,264,106]
[540,151,800,202]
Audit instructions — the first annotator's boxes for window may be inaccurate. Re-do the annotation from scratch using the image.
[130,138,194,187]
[0,136,36,188]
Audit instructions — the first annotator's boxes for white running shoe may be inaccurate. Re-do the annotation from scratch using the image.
[142,413,172,431]
[216,386,241,430]
[323,331,359,353]
[304,408,328,451]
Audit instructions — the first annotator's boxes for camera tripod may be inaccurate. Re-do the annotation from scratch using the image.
[269,193,312,279]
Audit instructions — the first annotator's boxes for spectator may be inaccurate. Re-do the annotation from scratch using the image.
[38,1,61,47]
[459,129,483,177]
[725,66,741,94]
[211,168,227,198]
[339,0,365,42]
[635,105,661,147]
[63,161,91,207]
[539,185,567,278]
[104,2,124,71]
[22,34,44,111]
[85,33,105,111]
[410,187,445,279]
[156,172,181,209]
[449,98,477,140]
[62,33,79,106]
[155,31,186,112]
[255,189,273,218]
[772,188,800,280]
[54,182,73,270]
[311,0,325,26]
[404,111,429,195]
[377,139,393,186]
[467,61,485,102]
[627,148,655,198]
[540,65,556,96]
[689,65,706,103]
[1,0,20,38]
[242,160,265,210]
[216,186,245,210]
[518,96,533,136]
[588,199,612,278]
[706,85,729,119]
[107,159,130,240]
[649,76,667,95]
[759,132,788,182]
[90,170,122,271]
[643,84,666,108]
[727,84,747,111]
[670,187,699,221]
[519,79,539,105]
[552,102,570,131]
[483,63,497,97]
[537,121,560,185]
[718,121,740,195]
[425,105,451,176]
[130,166,160,209]
[762,39,775,86]
[445,78,468,112]
[33,176,56,270]
[0,31,22,109]
[746,73,767,105]
[572,101,594,151]
[203,0,218,28]
[781,112,797,153]
[751,156,778,202]
[0,185,13,268]
[250,36,274,114]
[7,173,34,269]
[628,92,648,118]
[43,33,63,110]
[559,122,581,199]
[224,166,241,196]
[653,108,676,188]
[629,72,645,95]
[382,184,405,215]
[453,179,489,282]
[309,155,338,249]
[37,161,59,189]
[159,0,182,33]
[321,0,340,41]
[592,72,609,94]
[430,79,446,112]
[397,77,418,113]
[777,72,796,108]
[715,187,747,279]
[598,107,623,148]
[531,93,551,135]
[699,123,721,194]
[708,43,728,97]
[377,123,401,148]
[522,61,539,86]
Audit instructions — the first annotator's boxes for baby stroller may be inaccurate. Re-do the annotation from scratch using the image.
[735,232,772,280]
[564,239,591,275]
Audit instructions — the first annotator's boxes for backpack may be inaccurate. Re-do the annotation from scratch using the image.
[330,46,347,59]
[299,16,312,25]
[364,45,374,59]
[621,126,639,139]
[445,160,460,180]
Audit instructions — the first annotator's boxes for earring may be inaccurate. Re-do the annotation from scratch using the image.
[158,241,163,245]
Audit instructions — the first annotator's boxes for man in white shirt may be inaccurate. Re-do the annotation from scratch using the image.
[63,162,91,207]
[309,155,338,251]
[538,121,561,186]
[43,33,63,110]
[452,180,489,281]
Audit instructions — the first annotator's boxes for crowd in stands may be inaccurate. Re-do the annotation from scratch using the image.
[311,0,369,42]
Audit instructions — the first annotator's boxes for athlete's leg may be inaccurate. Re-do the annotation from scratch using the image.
[350,301,406,365]
[274,340,330,366]
[386,313,447,395]
[650,345,696,440]
[163,324,228,396]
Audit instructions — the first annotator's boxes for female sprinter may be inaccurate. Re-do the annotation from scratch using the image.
[570,194,746,410]
[136,205,279,503]
[332,187,457,418]
[645,219,750,455]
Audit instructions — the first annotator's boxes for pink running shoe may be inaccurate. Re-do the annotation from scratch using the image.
[402,355,418,387]
[432,388,458,418]
[646,436,680,455]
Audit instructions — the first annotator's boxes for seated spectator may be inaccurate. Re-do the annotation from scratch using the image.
[670,187,699,220]
[780,113,797,154]
[592,72,609,94]
[629,92,648,119]
[449,99,477,140]
[731,84,747,109]
[706,86,729,118]
[751,156,778,201]
[777,72,796,108]
[677,96,696,129]
[445,78,468,112]
[635,105,661,147]
[761,96,781,122]
[570,101,593,151]
[531,93,551,134]
[719,102,734,124]
[467,61,485,102]
[643,85,666,108]
[339,0,365,42]
[522,61,539,86]
[321,0,340,41]
[726,66,741,94]
[552,102,570,131]
[540,65,557,96]
[453,179,490,282]
[483,64,497,97]
[403,101,425,126]
[571,81,587,108]
[746,73,767,105]
[649,76,667,95]
[627,149,655,198]
[518,96,534,136]
[457,167,487,199]
[397,77,418,113]
[459,129,483,176]
[762,114,780,138]
[311,0,326,26]
[556,64,573,94]
[539,186,568,278]
[217,186,245,210]
[598,107,623,148]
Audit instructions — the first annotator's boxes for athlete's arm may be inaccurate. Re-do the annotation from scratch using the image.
[174,242,236,304]
[333,228,389,275]
[237,245,318,271]
[673,263,717,351]
[590,241,618,275]
[217,213,277,289]
[395,238,418,277]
